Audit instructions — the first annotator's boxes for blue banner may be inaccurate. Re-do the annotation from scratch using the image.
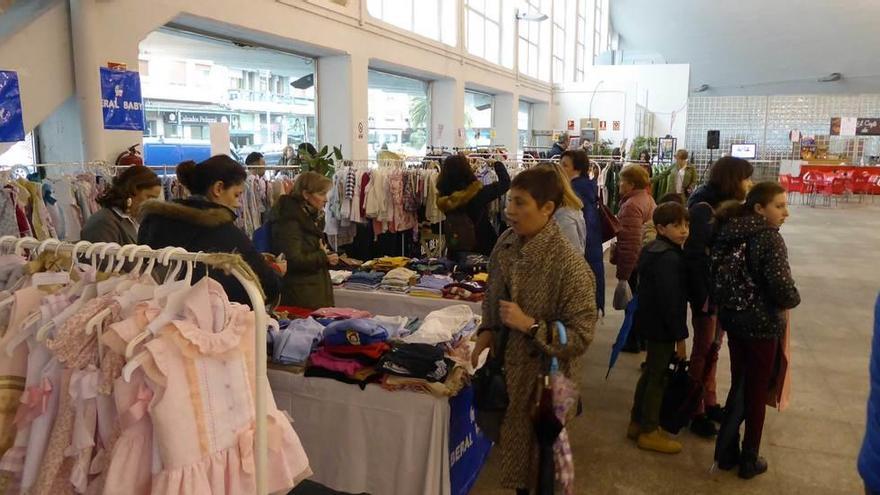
[0,70,25,143]
[100,67,144,131]
[449,385,493,495]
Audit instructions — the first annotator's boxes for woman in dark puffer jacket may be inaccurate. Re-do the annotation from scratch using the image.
[710,181,800,479]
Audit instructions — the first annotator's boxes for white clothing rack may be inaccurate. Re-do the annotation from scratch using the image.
[0,237,272,494]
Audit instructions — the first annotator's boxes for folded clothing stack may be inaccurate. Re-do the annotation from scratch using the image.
[408,257,454,275]
[329,270,353,285]
[268,317,325,365]
[365,256,412,272]
[442,281,487,302]
[306,320,391,388]
[322,318,390,346]
[409,274,455,298]
[311,307,373,320]
[377,343,453,383]
[379,267,418,294]
[343,271,386,291]
[403,304,478,345]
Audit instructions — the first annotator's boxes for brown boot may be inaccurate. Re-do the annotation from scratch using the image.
[637,428,683,454]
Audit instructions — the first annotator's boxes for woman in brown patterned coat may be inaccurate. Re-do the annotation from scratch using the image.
[471,167,598,494]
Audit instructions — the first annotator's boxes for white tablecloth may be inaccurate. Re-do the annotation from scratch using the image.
[269,371,451,495]
[333,288,482,319]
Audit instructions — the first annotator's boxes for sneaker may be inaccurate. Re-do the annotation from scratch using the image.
[637,429,683,454]
[626,421,641,441]
[738,450,768,479]
[706,404,725,423]
[690,415,718,438]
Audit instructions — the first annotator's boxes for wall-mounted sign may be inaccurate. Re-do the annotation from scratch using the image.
[612,120,621,131]
[567,119,575,131]
[0,70,25,143]
[356,120,366,141]
[599,120,607,131]
[106,62,127,71]
[100,67,144,131]
[180,112,227,125]
[856,118,880,136]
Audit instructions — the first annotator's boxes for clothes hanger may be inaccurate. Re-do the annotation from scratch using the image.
[124,249,194,358]
[85,246,159,335]
[33,242,99,343]
[13,236,38,257]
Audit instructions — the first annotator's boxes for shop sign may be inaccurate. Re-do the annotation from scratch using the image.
[567,119,575,131]
[356,120,366,141]
[162,112,178,124]
[856,118,880,136]
[180,112,225,125]
[99,67,144,131]
[612,120,621,131]
[448,386,492,495]
[0,70,25,143]
[599,120,607,130]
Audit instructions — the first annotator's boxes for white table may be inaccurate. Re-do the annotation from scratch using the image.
[333,288,482,319]
[269,371,452,495]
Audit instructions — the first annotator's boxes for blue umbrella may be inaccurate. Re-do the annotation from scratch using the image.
[606,295,639,379]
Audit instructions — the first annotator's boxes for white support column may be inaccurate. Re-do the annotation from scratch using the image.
[431,78,465,149]
[70,0,142,162]
[318,53,369,160]
[493,92,518,155]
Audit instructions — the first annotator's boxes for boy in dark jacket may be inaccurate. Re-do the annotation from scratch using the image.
[628,202,690,454]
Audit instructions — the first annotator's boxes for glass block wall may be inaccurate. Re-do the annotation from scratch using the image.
[685,94,880,181]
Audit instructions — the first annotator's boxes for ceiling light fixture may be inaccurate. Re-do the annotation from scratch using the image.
[693,84,710,93]
[818,72,842,82]
[515,9,548,22]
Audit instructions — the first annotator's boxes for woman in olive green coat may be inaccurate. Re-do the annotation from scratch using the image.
[269,171,338,309]
[652,149,698,198]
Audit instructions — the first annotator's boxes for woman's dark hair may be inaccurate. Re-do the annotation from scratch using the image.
[436,154,477,196]
[97,165,161,210]
[716,181,786,222]
[638,150,651,162]
[245,151,264,165]
[510,167,564,214]
[561,149,590,176]
[176,155,247,196]
[708,156,754,201]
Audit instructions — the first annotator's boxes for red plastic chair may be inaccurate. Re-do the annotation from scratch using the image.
[802,172,824,206]
[816,177,847,207]
[852,173,871,202]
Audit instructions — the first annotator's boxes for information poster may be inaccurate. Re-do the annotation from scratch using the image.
[100,67,145,131]
[0,70,25,143]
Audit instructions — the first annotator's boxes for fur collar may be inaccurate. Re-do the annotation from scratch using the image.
[138,198,235,227]
[437,181,482,212]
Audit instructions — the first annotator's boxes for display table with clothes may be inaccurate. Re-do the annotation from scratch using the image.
[333,288,482,319]
[266,305,492,495]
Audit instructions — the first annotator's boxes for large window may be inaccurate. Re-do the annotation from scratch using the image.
[367,0,457,47]
[139,29,317,165]
[517,0,551,81]
[465,90,494,147]
[518,100,532,152]
[367,70,430,158]
[465,0,502,65]
[592,0,610,63]
[575,0,588,80]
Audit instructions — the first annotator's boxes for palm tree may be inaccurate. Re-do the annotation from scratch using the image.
[409,96,430,130]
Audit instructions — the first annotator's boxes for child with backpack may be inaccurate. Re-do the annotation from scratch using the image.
[627,202,691,454]
[710,181,801,479]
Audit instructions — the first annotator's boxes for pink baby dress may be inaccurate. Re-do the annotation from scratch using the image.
[136,277,311,495]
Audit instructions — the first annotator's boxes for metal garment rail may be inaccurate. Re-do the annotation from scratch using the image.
[0,237,271,494]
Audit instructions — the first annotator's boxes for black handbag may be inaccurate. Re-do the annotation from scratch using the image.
[472,328,510,443]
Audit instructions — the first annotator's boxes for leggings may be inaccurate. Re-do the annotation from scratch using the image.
[728,335,779,452]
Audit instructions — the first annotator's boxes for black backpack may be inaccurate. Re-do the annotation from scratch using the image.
[710,238,760,312]
[443,209,477,253]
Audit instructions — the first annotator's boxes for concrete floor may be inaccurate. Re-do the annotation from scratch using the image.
[472,201,880,494]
